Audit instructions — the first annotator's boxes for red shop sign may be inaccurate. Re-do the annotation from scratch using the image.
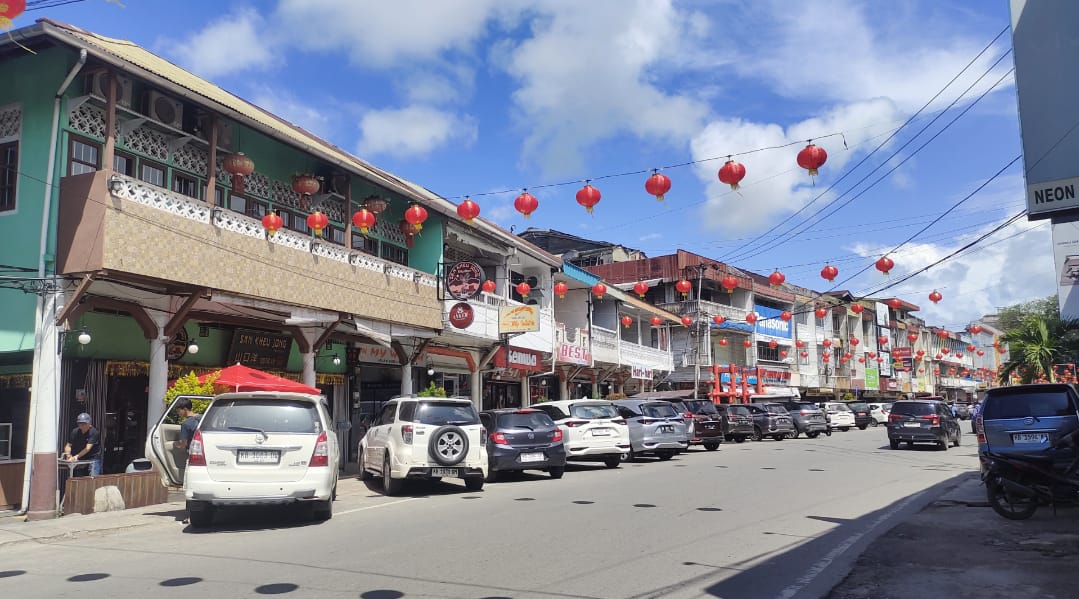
[494,346,544,372]
[448,302,475,329]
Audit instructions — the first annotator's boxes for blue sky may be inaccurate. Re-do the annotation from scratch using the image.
[19,0,1047,328]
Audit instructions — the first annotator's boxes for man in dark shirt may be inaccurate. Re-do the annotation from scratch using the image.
[63,412,102,476]
[175,398,200,451]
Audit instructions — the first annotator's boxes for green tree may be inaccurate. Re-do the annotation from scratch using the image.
[999,317,1071,384]
[417,381,447,397]
[162,371,218,420]
[996,296,1059,333]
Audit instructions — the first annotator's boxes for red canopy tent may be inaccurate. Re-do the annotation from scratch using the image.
[198,363,321,394]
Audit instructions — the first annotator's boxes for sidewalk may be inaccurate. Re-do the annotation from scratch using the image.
[827,472,1079,599]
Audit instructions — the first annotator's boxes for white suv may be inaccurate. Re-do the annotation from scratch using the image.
[821,402,856,431]
[532,399,630,468]
[146,392,339,528]
[359,397,487,495]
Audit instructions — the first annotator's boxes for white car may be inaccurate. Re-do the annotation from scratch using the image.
[821,402,856,431]
[146,392,339,527]
[531,399,630,467]
[358,397,487,495]
[868,402,891,425]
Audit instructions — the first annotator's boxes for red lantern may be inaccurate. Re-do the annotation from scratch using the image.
[398,219,416,248]
[868,351,877,359]
[956,352,964,359]
[553,281,568,299]
[482,280,497,294]
[713,315,726,326]
[797,143,828,177]
[850,337,860,346]
[877,357,884,363]
[719,338,729,346]
[928,290,943,304]
[675,279,692,298]
[780,350,788,358]
[0,1,26,31]
[721,274,739,293]
[261,211,283,236]
[976,350,984,357]
[908,333,918,343]
[768,270,786,287]
[937,330,950,339]
[795,340,806,348]
[743,340,753,348]
[814,306,828,319]
[820,264,839,282]
[514,191,539,219]
[456,197,481,224]
[621,315,633,328]
[850,303,864,314]
[800,351,809,358]
[780,311,792,322]
[916,349,925,355]
[875,256,895,275]
[935,354,943,360]
[222,152,255,195]
[644,172,671,201]
[878,335,888,346]
[351,208,377,235]
[941,347,950,354]
[363,195,389,215]
[918,368,924,374]
[682,316,694,327]
[592,283,607,299]
[404,204,428,231]
[970,324,983,335]
[306,210,328,237]
[717,159,746,190]
[822,338,833,348]
[576,183,601,214]
[768,340,778,349]
[934,369,940,375]
[745,312,758,325]
[292,174,320,197]
[967,344,976,352]
[998,347,1007,354]
[858,357,866,363]
[651,316,663,327]
[516,282,531,297]
[633,281,649,298]
[822,354,831,362]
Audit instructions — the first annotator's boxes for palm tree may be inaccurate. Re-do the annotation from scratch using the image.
[999,316,1070,384]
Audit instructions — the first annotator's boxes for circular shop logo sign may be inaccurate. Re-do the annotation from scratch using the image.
[445,261,485,300]
[448,302,475,329]
[167,326,190,361]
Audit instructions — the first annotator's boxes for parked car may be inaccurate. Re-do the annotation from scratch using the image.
[146,392,340,527]
[479,409,566,482]
[359,396,487,495]
[978,384,1079,462]
[954,402,972,420]
[820,402,855,432]
[848,402,874,429]
[680,399,725,450]
[716,404,755,443]
[777,401,829,438]
[531,399,629,468]
[745,403,796,441]
[886,399,962,450]
[612,399,689,460]
[868,402,891,425]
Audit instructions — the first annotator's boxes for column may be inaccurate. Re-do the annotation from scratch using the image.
[559,367,569,401]
[470,370,482,412]
[400,361,413,396]
[520,377,529,408]
[591,372,599,399]
[146,312,169,436]
[25,287,62,520]
[302,351,316,389]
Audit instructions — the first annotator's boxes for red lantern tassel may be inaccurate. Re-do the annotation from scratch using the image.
[231,173,245,195]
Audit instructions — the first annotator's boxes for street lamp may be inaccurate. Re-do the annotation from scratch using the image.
[187,340,199,355]
[58,327,92,354]
[333,355,341,366]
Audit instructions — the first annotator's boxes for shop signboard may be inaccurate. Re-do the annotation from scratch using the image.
[493,346,544,372]
[754,304,792,339]
[864,368,880,391]
[875,302,890,327]
[879,350,892,377]
[346,343,401,366]
[228,328,292,370]
[558,343,591,366]
[499,305,540,334]
[631,365,653,380]
[445,261,485,300]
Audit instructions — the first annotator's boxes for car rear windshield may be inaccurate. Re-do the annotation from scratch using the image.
[828,404,852,412]
[570,403,619,420]
[642,403,679,418]
[685,400,719,414]
[765,404,789,415]
[202,398,322,434]
[497,412,555,430]
[414,402,479,425]
[890,402,935,416]
[789,402,820,412]
[983,390,1078,419]
[849,402,869,411]
[727,406,750,417]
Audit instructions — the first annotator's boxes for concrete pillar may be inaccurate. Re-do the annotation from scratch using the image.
[470,370,482,411]
[520,377,529,408]
[146,313,169,436]
[301,352,316,388]
[559,368,569,401]
[400,361,413,396]
[25,287,62,520]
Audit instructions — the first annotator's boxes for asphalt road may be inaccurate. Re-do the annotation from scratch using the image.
[0,426,979,599]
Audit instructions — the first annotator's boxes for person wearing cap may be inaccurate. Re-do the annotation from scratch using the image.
[63,412,102,476]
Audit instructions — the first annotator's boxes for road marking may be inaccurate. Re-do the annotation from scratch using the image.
[775,490,926,599]
[336,498,418,516]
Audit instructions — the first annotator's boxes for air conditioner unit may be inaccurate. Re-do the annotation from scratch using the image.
[145,91,183,129]
[86,72,133,107]
[195,116,234,151]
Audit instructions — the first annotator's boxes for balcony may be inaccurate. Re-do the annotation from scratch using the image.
[56,172,442,329]
[659,299,748,322]
[591,326,674,371]
[443,293,554,351]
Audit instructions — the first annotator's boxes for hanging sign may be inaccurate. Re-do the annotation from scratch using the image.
[559,343,591,366]
[448,302,475,329]
[227,328,292,370]
[445,261,485,300]
[494,346,544,372]
[631,365,653,380]
[499,305,539,334]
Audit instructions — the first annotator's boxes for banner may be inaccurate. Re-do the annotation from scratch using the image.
[864,368,880,391]
[499,305,540,334]
[754,304,792,339]
[875,302,890,327]
[631,365,653,380]
[558,343,591,366]
[493,346,544,372]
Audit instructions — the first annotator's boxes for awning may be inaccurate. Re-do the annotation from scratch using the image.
[199,363,320,394]
[353,318,438,348]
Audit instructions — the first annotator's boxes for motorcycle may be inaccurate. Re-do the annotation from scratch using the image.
[983,428,1079,520]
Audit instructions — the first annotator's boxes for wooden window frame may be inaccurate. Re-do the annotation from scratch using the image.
[113,150,136,177]
[68,134,101,177]
[352,234,378,255]
[0,141,17,213]
[138,159,167,188]
[380,242,408,266]
[171,171,200,200]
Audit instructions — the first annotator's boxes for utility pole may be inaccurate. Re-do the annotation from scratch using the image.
[685,263,710,399]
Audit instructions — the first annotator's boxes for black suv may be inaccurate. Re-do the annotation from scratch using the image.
[887,399,961,450]
[778,401,829,438]
[746,403,796,441]
[716,404,755,443]
[671,399,725,450]
[848,402,874,430]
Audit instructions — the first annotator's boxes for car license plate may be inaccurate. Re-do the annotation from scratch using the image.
[903,422,921,428]
[431,467,458,477]
[660,425,675,433]
[592,428,611,436]
[1013,433,1049,444]
[237,450,279,464]
[520,452,545,463]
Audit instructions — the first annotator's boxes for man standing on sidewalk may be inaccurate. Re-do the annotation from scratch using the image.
[63,412,102,477]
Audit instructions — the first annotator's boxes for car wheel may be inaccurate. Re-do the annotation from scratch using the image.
[938,439,949,451]
[889,438,900,450]
[382,453,403,496]
[791,428,801,439]
[657,451,675,460]
[312,498,333,521]
[604,455,622,468]
[187,501,213,528]
[840,427,850,432]
[549,466,565,479]
[870,420,879,427]
[807,431,820,439]
[953,430,961,447]
[735,436,746,443]
[358,448,371,481]
[703,442,720,451]
[858,424,868,430]
[773,434,785,441]
[428,426,470,467]
[464,476,484,491]
[751,427,763,442]
[485,462,499,483]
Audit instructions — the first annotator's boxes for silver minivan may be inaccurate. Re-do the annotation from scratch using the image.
[979,384,1079,460]
[611,399,689,460]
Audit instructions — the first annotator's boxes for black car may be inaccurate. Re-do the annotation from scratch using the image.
[716,404,755,443]
[778,401,829,438]
[848,402,874,430]
[679,399,725,450]
[886,399,962,450]
[479,409,567,482]
[745,403,796,441]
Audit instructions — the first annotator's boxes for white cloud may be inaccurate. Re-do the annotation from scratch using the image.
[160,8,276,79]
[249,87,332,139]
[356,106,478,159]
[399,65,476,106]
[639,233,661,242]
